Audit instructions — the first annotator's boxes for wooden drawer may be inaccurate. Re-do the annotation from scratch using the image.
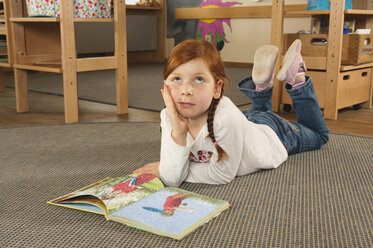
[280,68,372,109]
[337,68,372,108]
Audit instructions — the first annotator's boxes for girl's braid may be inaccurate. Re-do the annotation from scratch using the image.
[207,87,228,162]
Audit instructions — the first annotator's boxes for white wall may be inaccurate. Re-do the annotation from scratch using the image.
[220,0,310,63]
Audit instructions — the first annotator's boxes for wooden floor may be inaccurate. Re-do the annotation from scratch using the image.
[1,88,372,137]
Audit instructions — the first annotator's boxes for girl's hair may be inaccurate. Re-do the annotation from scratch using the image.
[164,39,229,162]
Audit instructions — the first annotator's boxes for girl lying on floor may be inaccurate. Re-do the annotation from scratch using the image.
[134,39,329,187]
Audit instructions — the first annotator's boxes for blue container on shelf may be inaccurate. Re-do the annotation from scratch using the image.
[307,0,352,10]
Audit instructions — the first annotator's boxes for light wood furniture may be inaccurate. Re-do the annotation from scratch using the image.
[272,0,373,120]
[127,1,166,63]
[7,0,128,123]
[176,1,373,120]
[0,0,12,92]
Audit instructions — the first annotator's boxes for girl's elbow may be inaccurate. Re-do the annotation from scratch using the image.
[160,174,183,188]
[162,178,182,188]
[159,164,185,187]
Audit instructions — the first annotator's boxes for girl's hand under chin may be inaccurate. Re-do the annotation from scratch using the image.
[161,84,188,146]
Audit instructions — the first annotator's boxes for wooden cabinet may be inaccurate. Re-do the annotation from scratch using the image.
[272,0,373,120]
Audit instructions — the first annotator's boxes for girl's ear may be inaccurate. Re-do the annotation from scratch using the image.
[213,80,223,99]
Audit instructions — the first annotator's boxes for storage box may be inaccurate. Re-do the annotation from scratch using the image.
[284,33,373,65]
[352,0,373,10]
[307,0,352,10]
[281,68,372,109]
[26,0,112,18]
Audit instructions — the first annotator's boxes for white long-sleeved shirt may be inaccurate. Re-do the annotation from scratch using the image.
[159,96,288,187]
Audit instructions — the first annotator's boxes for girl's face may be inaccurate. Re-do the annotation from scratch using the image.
[164,58,222,122]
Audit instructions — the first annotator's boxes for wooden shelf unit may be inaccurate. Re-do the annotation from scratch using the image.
[0,0,12,92]
[272,0,373,120]
[126,1,166,63]
[0,1,166,123]
[4,0,128,123]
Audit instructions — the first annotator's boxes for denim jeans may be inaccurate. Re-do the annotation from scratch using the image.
[237,76,329,155]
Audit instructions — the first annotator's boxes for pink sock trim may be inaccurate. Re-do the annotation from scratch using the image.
[292,68,306,89]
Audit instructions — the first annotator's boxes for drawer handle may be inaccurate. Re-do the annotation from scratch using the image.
[364,38,371,45]
[343,75,350,80]
[311,38,328,46]
[362,71,368,77]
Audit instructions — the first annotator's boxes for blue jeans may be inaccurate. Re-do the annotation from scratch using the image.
[237,76,329,155]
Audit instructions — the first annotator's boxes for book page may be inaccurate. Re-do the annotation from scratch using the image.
[109,187,229,240]
[51,173,164,215]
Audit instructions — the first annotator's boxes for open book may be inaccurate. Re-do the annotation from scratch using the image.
[47,173,230,240]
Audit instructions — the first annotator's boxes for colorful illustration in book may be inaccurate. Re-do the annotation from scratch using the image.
[110,187,229,238]
[196,0,241,51]
[103,173,157,200]
[59,173,164,214]
[142,193,195,216]
[49,180,229,240]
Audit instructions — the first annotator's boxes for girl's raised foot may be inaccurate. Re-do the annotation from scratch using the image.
[252,45,278,91]
[277,39,306,89]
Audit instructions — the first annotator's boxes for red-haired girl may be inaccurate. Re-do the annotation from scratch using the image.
[134,39,329,187]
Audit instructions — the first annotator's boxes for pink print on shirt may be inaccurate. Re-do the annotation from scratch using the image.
[189,150,213,163]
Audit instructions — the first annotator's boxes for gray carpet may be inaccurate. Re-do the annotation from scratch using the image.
[1,122,372,247]
[4,64,251,112]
